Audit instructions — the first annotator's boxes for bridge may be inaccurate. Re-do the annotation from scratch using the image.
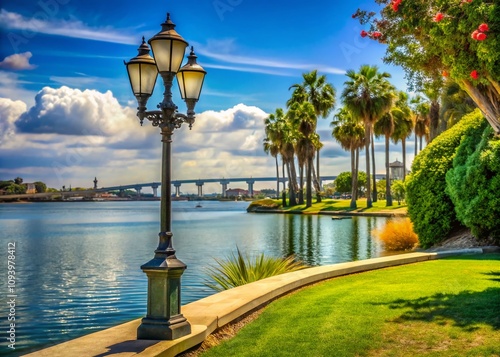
[0,174,386,201]
[101,176,338,198]
[99,174,385,198]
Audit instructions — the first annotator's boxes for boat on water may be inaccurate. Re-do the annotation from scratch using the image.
[195,202,202,208]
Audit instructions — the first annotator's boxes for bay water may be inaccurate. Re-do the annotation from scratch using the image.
[0,201,387,355]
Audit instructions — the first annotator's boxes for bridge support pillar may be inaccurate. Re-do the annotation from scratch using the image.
[196,181,204,198]
[246,179,255,198]
[152,184,159,198]
[173,183,181,197]
[135,186,142,199]
[220,179,230,198]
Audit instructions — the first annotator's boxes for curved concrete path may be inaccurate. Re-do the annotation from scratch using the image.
[26,248,491,357]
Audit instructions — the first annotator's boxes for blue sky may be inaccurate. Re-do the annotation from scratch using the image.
[0,0,414,193]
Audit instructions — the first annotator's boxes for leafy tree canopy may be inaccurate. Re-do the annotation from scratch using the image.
[355,0,500,133]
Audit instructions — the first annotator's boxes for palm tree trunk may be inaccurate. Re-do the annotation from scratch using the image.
[419,135,423,152]
[365,123,372,208]
[275,156,279,199]
[287,161,297,206]
[350,147,357,209]
[429,100,440,141]
[312,163,322,203]
[298,164,304,205]
[306,158,313,208]
[385,135,392,206]
[289,157,298,206]
[282,159,287,206]
[461,79,500,134]
[414,129,418,157]
[316,148,322,203]
[355,147,360,200]
[371,131,377,202]
[402,139,407,181]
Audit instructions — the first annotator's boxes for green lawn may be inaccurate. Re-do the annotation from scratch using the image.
[249,198,407,214]
[201,254,500,357]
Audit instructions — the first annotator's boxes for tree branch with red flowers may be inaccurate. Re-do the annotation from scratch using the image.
[354,0,500,134]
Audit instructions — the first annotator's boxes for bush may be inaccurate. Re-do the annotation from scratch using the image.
[246,198,282,212]
[446,126,500,242]
[204,248,307,292]
[373,218,418,251]
[391,180,405,205]
[406,109,487,248]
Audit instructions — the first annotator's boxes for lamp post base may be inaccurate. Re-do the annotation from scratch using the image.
[137,315,191,340]
[137,255,191,340]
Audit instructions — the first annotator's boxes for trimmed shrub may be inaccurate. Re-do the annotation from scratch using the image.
[373,218,418,251]
[446,126,500,241]
[246,199,282,212]
[406,109,487,248]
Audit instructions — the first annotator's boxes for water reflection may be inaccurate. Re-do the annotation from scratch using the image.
[275,214,384,266]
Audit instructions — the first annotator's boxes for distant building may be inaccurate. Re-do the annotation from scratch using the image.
[389,160,406,181]
[24,183,36,194]
[226,188,261,197]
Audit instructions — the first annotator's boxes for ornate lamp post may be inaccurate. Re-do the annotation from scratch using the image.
[125,13,206,340]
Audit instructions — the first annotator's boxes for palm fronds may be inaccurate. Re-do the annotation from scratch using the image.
[204,248,308,292]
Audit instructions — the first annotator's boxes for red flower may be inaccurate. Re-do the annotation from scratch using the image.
[442,70,449,77]
[471,30,479,40]
[434,13,444,22]
[372,31,382,38]
[470,70,479,80]
[361,30,368,38]
[478,23,489,32]
[392,3,399,11]
[476,32,487,41]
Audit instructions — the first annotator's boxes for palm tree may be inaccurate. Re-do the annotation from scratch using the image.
[391,91,413,181]
[341,65,394,208]
[281,117,299,207]
[331,107,365,208]
[287,70,336,203]
[440,80,476,129]
[374,109,395,206]
[264,109,285,200]
[410,95,430,157]
[288,101,317,208]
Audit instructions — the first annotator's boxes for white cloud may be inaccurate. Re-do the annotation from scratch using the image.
[0,9,135,45]
[0,98,26,145]
[0,71,38,106]
[170,104,271,181]
[16,86,139,136]
[0,52,36,70]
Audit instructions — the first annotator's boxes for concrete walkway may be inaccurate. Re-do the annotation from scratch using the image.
[26,248,492,357]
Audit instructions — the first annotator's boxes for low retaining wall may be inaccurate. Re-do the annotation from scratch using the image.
[26,249,491,357]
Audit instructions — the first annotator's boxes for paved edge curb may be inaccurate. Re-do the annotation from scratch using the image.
[26,248,497,357]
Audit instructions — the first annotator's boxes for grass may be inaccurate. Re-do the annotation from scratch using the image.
[200,254,500,357]
[249,198,407,214]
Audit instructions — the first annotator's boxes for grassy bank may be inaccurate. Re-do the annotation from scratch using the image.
[248,198,407,215]
[201,254,500,357]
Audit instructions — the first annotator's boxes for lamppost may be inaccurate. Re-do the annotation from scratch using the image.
[125,12,206,340]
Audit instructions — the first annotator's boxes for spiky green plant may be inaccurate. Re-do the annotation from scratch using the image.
[204,248,308,292]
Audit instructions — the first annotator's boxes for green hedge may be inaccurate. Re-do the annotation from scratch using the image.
[446,126,500,241]
[406,109,487,248]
